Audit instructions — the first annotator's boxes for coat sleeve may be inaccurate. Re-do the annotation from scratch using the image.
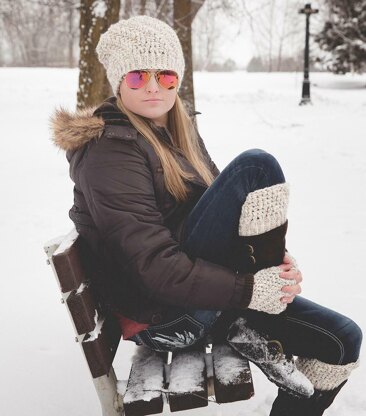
[79,137,253,310]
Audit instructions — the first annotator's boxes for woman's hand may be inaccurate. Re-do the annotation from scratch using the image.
[279,253,302,304]
[247,253,302,314]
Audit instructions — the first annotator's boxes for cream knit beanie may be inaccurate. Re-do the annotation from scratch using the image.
[96,15,185,95]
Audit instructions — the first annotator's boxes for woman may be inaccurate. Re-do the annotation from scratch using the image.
[51,15,362,415]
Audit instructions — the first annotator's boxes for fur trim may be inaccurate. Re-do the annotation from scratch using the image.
[49,107,104,151]
[296,357,360,391]
[239,183,289,236]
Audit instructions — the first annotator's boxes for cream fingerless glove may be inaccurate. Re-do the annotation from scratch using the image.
[248,266,296,314]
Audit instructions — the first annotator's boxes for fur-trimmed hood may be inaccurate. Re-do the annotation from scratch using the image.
[50,106,104,152]
[49,97,133,152]
[50,96,201,153]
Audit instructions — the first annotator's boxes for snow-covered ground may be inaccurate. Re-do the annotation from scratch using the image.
[1,68,365,415]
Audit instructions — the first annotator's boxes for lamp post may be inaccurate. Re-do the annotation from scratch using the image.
[299,3,319,105]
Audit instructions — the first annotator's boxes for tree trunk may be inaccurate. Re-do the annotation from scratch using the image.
[77,0,121,110]
[268,0,275,72]
[124,0,133,18]
[156,0,171,21]
[173,0,204,115]
[140,0,147,15]
[68,6,75,67]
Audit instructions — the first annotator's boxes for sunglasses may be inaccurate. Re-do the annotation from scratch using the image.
[123,70,179,90]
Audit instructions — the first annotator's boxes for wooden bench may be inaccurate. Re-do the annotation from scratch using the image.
[44,229,254,416]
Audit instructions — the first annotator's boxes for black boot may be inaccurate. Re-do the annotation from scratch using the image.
[269,380,347,416]
[227,317,314,399]
[239,220,288,273]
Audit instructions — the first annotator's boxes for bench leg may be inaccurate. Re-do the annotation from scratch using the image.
[93,368,124,416]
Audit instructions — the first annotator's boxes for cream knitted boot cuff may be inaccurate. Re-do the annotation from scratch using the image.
[248,266,296,314]
[239,183,289,236]
[296,357,360,391]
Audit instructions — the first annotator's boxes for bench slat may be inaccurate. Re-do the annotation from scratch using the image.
[45,228,256,414]
[168,350,208,412]
[52,236,88,293]
[212,343,254,403]
[82,314,121,378]
[124,347,165,416]
[66,282,101,335]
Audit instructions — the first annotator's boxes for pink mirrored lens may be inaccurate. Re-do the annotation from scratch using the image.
[125,71,150,89]
[156,71,178,89]
[124,70,178,89]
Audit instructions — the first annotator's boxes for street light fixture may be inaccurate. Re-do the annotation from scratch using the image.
[299,3,319,105]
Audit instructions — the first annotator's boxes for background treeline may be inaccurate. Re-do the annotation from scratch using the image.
[1,0,365,73]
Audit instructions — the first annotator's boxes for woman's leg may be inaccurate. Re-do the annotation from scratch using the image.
[181,148,286,272]
[285,297,361,365]
[241,296,361,365]
[180,148,288,333]
[236,296,362,414]
[266,296,362,415]
[165,148,361,412]
[131,149,288,352]
[179,148,315,399]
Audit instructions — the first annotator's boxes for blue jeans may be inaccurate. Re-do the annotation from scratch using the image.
[130,149,362,364]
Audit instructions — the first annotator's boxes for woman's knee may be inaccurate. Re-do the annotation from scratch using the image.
[237,148,272,163]
[339,318,363,364]
[235,148,285,186]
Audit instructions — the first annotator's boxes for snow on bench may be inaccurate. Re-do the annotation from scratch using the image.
[44,228,255,416]
[123,347,165,416]
[169,350,208,411]
[212,343,254,403]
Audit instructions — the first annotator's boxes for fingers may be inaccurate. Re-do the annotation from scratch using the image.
[282,283,301,295]
[279,256,301,304]
[281,283,301,297]
[279,262,299,273]
[283,253,298,270]
[280,269,302,283]
[279,263,293,272]
[283,253,292,264]
[281,295,295,304]
[280,281,302,303]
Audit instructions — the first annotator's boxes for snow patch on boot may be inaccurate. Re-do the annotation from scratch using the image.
[239,183,289,236]
[260,359,314,398]
[227,317,314,398]
[296,357,360,391]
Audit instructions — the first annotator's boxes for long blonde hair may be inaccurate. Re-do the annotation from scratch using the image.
[116,94,215,202]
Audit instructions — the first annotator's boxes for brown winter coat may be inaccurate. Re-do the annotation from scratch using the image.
[51,97,253,325]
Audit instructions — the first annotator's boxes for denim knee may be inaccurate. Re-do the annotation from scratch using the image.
[338,318,363,364]
[234,148,285,187]
[239,148,269,159]
[237,148,278,167]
